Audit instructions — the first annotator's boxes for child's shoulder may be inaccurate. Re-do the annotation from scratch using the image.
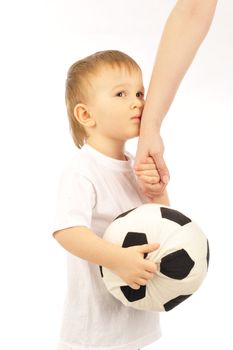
[60,148,93,180]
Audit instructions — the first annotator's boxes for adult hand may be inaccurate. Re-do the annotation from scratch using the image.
[134,128,170,195]
[134,0,218,197]
[134,156,161,200]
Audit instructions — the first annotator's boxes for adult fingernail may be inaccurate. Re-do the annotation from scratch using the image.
[162,175,169,184]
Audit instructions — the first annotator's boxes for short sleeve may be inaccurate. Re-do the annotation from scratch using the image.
[53,169,96,233]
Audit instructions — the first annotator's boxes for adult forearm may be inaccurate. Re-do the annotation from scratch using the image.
[54,226,122,269]
[141,0,218,130]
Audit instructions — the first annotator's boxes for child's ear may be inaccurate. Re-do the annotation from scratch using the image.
[73,103,96,128]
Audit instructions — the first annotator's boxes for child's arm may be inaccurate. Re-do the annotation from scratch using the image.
[54,227,159,290]
[148,189,170,206]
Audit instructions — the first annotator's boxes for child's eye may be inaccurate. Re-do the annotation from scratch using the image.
[116,91,127,97]
[136,91,144,98]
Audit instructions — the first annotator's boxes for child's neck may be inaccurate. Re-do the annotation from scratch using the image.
[86,138,127,161]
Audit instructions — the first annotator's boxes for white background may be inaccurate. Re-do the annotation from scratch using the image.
[0,0,232,349]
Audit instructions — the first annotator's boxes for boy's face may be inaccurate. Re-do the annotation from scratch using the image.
[87,65,145,142]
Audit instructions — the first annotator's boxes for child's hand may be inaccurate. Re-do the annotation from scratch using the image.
[134,156,165,199]
[112,243,159,290]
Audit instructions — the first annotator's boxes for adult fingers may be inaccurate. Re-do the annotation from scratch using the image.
[151,152,170,184]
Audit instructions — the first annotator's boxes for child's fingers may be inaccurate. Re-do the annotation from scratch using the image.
[129,283,141,290]
[144,183,166,197]
[134,163,156,171]
[140,243,160,254]
[139,180,166,196]
[145,157,154,164]
[134,157,156,171]
[135,169,159,177]
[138,175,160,184]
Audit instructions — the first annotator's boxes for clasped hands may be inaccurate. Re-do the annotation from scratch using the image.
[134,156,166,201]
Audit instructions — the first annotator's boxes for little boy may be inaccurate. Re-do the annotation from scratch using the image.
[53,50,169,350]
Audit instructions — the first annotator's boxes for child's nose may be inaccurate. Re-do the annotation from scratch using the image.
[131,98,144,109]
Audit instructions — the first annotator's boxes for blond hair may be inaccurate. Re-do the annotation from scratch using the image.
[65,50,141,148]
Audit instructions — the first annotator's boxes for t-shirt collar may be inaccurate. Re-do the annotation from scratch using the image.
[81,143,134,171]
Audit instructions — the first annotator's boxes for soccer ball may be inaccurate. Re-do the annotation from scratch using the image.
[100,203,209,312]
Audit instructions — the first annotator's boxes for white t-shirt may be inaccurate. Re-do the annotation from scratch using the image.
[54,144,161,350]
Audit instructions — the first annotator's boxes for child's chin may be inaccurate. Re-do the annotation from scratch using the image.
[126,133,140,140]
[123,128,140,140]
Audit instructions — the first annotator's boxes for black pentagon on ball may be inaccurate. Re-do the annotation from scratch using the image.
[120,285,146,302]
[114,207,137,221]
[160,249,195,280]
[122,232,148,258]
[99,265,104,278]
[164,294,192,311]
[119,232,149,302]
[160,207,191,226]
[207,239,210,268]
